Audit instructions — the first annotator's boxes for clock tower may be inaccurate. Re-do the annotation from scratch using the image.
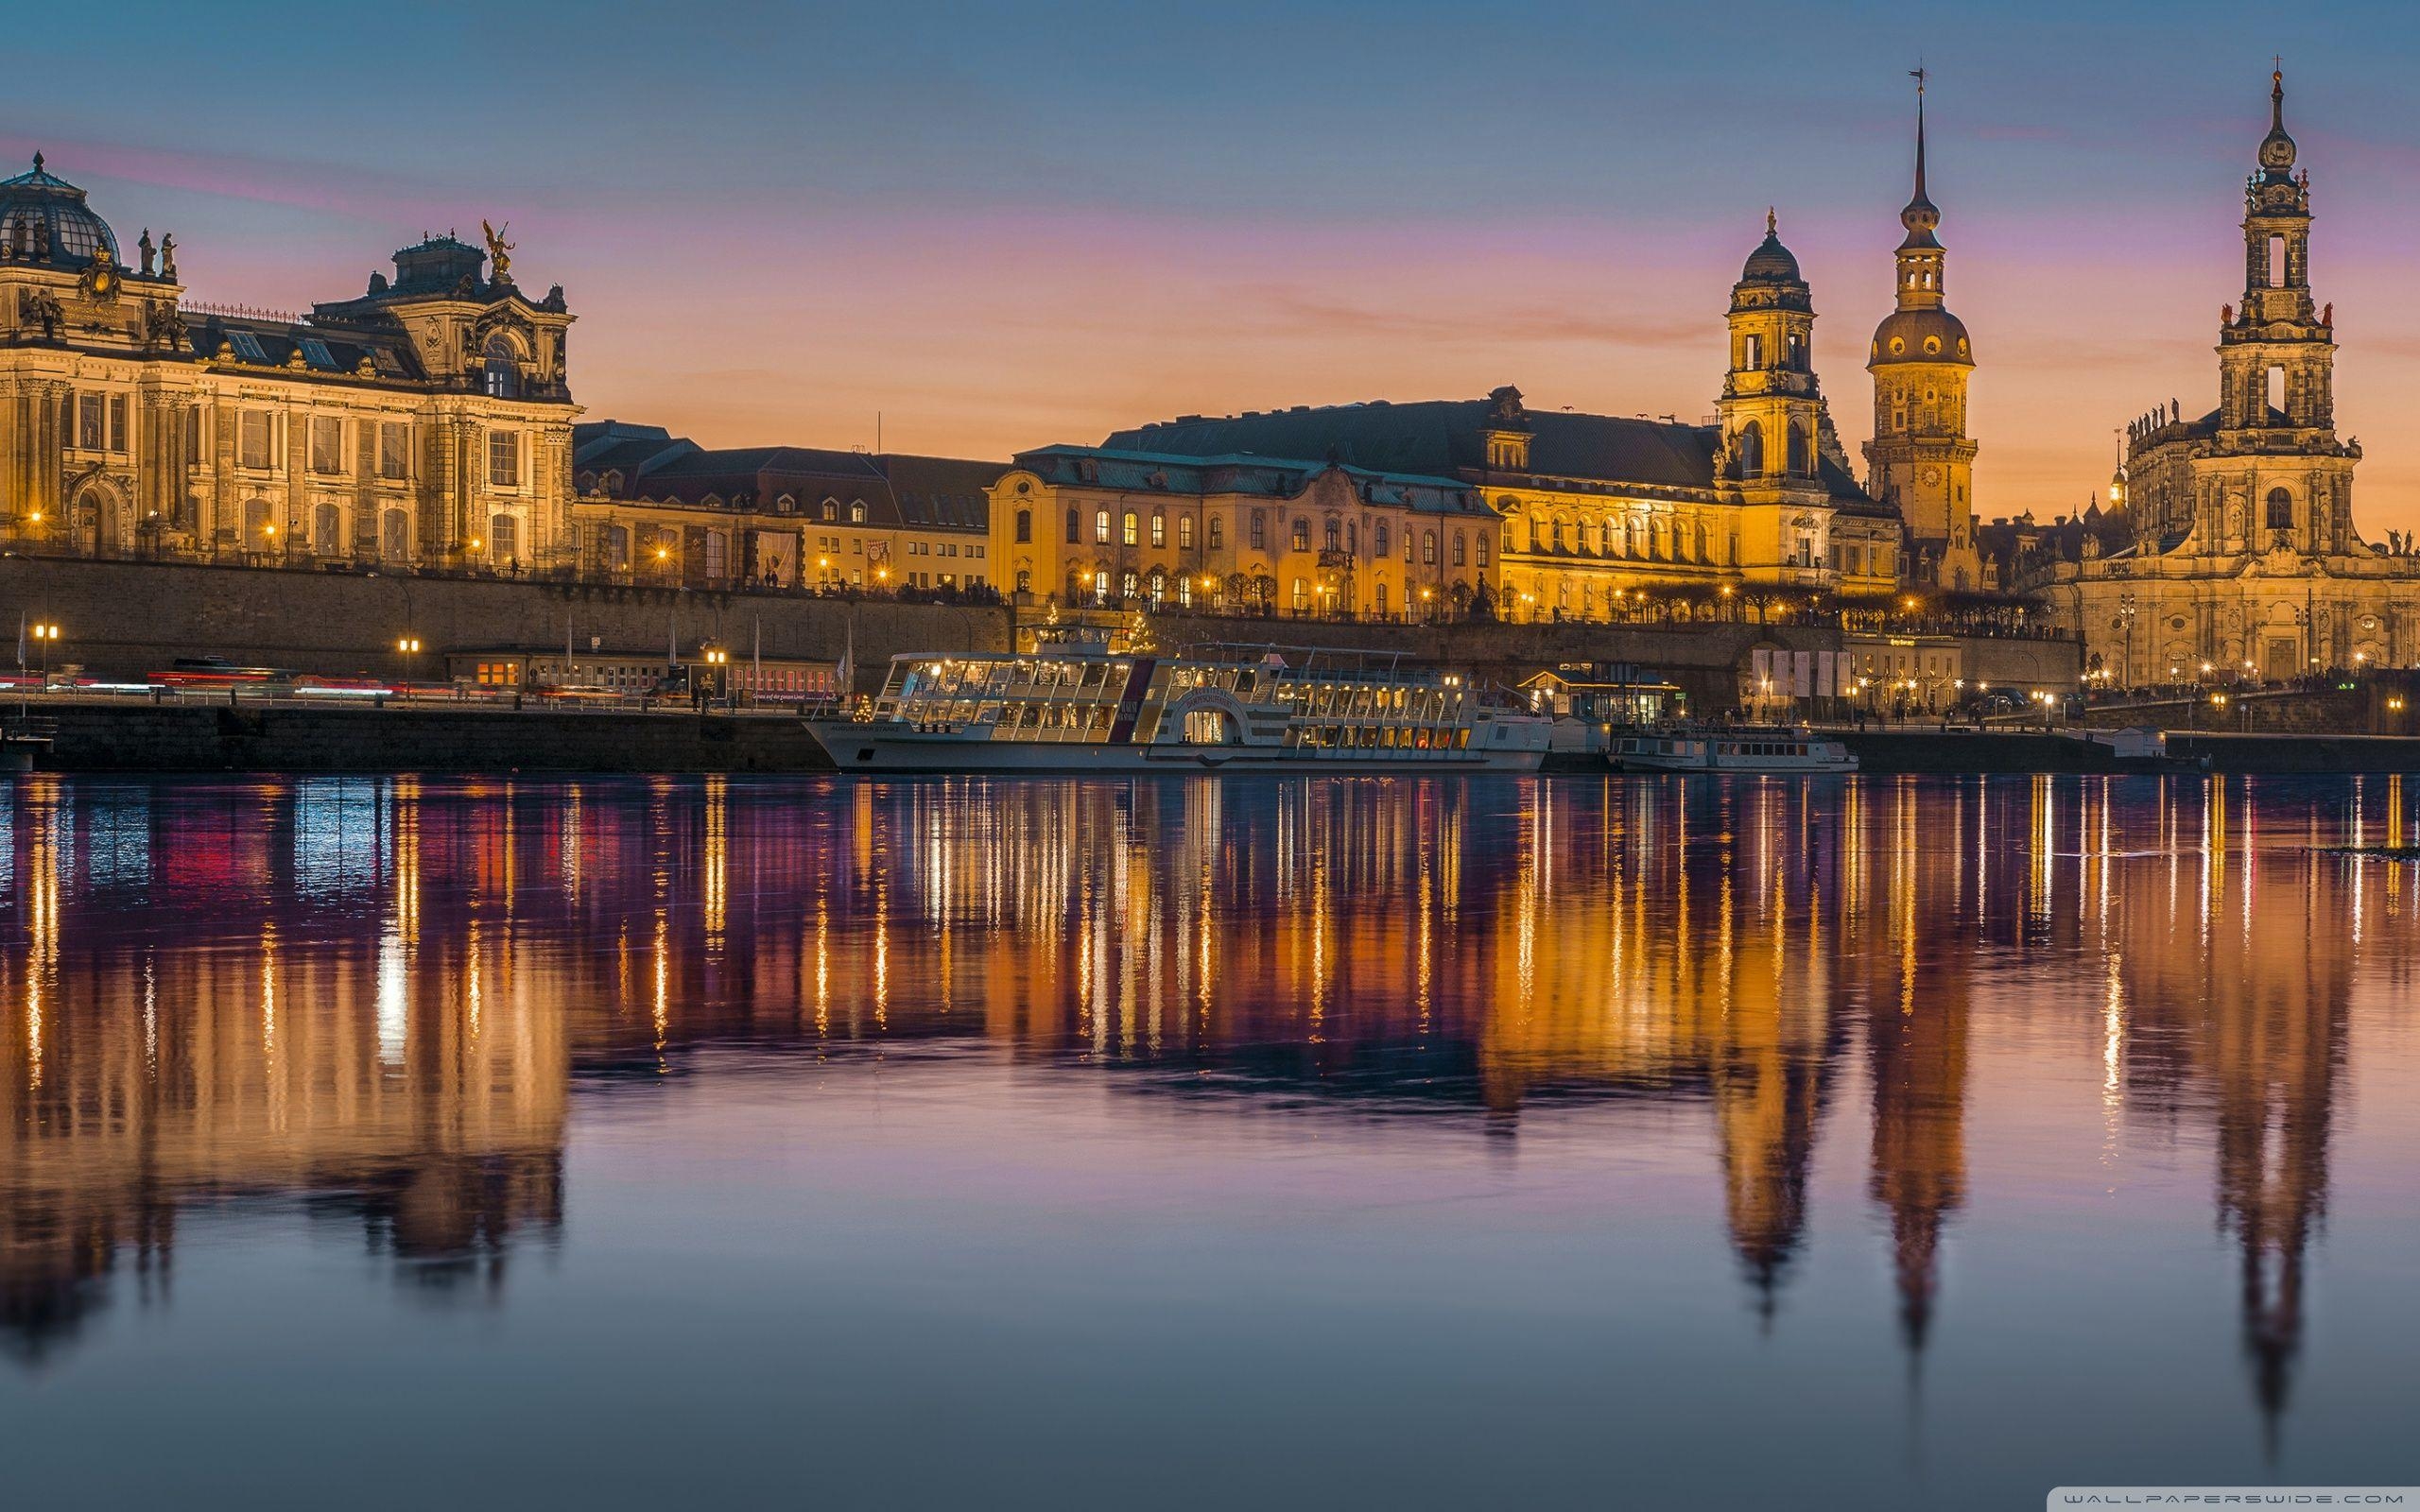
[1865,75,1981,590]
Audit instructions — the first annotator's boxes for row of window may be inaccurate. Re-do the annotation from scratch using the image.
[1023,506,1496,568]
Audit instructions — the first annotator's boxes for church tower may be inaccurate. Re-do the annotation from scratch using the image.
[1715,213,1836,577]
[1865,74,1980,590]
[2220,72,2336,440]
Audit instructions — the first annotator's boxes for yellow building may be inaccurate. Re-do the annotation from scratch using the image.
[1007,215,1904,621]
[2022,72,2420,681]
[987,445,1496,619]
[571,421,999,593]
[0,156,576,567]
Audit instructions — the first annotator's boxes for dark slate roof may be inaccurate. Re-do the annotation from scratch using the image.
[1107,397,1883,512]
[571,426,1003,526]
[1013,445,1492,516]
[186,316,424,381]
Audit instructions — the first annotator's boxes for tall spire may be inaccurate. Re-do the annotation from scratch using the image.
[1910,67,1931,212]
[2256,61,2297,179]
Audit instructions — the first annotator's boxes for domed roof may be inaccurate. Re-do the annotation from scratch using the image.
[2256,68,2296,179]
[1869,307,1974,367]
[0,153,120,269]
[1738,209,1802,284]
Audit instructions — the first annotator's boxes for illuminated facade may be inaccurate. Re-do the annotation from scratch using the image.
[993,218,1902,621]
[0,157,577,568]
[985,446,1496,617]
[570,421,999,593]
[2025,73,2420,681]
[1864,81,1983,591]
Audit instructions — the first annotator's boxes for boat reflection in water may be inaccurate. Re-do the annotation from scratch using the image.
[0,771,2411,1500]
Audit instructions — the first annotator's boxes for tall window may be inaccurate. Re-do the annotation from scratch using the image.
[309,417,345,475]
[1477,533,1489,567]
[1065,506,1080,543]
[1206,516,1222,550]
[1178,515,1195,550]
[483,336,521,399]
[379,422,410,479]
[1291,518,1310,551]
[240,411,273,470]
[1788,422,1812,476]
[1014,508,1032,543]
[490,513,519,564]
[1743,333,1764,369]
[488,430,521,488]
[1122,510,1139,546]
[382,508,412,561]
[1095,509,1111,544]
[1150,512,1165,547]
[314,502,341,555]
[1250,511,1266,550]
[1736,421,1763,478]
[2266,488,2293,531]
[1423,530,1438,566]
[1452,532,1466,567]
[1374,523,1390,558]
[108,395,128,452]
[77,393,105,451]
[2266,366,2287,418]
[2268,234,2287,288]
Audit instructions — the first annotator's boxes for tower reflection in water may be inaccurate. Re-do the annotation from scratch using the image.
[1,771,2406,1435]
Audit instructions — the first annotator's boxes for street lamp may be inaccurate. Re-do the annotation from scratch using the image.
[27,620,61,679]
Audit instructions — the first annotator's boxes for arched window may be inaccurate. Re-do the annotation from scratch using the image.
[1451,532,1465,567]
[314,501,341,556]
[1374,580,1389,614]
[1694,522,1710,562]
[2266,487,2293,531]
[1291,518,1310,551]
[490,512,519,565]
[1095,509,1112,543]
[1121,510,1138,546]
[482,336,521,399]
[1374,522,1390,558]
[385,508,414,562]
[1014,508,1032,543]
[1786,332,1806,370]
[602,523,629,571]
[850,502,866,524]
[1423,530,1438,566]
[1788,421,1812,476]
[1206,516,1224,550]
[1737,421,1764,478]
[1179,515,1195,550]
[1065,506,1080,543]
[1150,512,1165,547]
[821,498,838,522]
[1324,519,1340,552]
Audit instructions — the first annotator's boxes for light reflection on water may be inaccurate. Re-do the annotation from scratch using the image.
[2,773,2417,1508]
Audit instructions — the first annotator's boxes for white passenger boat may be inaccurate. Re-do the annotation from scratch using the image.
[1611,725,1858,775]
[804,635,1550,775]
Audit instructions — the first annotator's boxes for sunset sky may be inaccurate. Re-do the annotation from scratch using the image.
[14,1,2420,528]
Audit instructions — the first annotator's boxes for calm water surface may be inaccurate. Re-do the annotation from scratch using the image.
[2,773,2416,1508]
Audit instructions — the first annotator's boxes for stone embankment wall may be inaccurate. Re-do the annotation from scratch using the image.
[17,699,836,774]
[2080,679,2418,737]
[0,558,1010,683]
[0,557,2081,705]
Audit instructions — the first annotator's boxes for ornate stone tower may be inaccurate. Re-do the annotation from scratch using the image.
[1865,76,1980,590]
[1716,213,1836,576]
[2220,72,2338,452]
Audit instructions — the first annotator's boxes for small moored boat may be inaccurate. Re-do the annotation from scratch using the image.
[1612,724,1858,775]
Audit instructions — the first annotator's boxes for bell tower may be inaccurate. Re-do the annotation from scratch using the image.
[1716,212,1834,579]
[2219,67,2333,436]
[1864,71,1980,590]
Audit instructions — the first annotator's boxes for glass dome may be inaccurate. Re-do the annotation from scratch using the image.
[0,154,121,269]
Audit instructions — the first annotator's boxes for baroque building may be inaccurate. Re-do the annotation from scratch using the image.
[0,156,576,568]
[570,421,998,593]
[1864,80,1983,591]
[993,216,1901,620]
[2024,73,2420,681]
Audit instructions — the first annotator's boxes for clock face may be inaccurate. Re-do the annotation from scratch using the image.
[1920,465,1944,487]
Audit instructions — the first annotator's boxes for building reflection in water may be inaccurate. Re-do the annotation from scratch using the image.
[1,769,2409,1436]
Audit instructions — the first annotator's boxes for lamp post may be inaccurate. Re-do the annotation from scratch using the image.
[30,620,61,682]
[395,636,421,696]
[2117,592,2137,691]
